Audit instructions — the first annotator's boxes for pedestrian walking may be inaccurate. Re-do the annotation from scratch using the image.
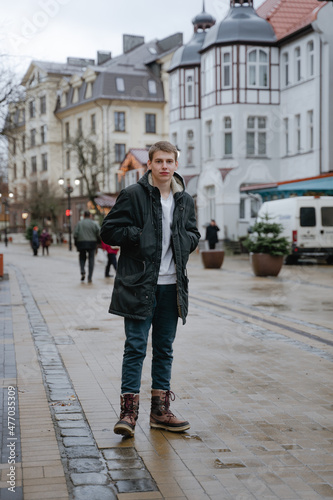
[100,240,118,277]
[31,226,40,256]
[205,219,220,249]
[100,141,200,438]
[73,211,100,283]
[40,228,52,256]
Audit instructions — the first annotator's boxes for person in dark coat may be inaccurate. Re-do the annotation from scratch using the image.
[100,141,200,438]
[73,211,100,283]
[31,226,40,256]
[205,219,220,249]
[40,228,51,256]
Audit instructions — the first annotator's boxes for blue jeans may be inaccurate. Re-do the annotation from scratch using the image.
[121,284,178,394]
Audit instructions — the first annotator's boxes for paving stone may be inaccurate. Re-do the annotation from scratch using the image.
[71,472,108,486]
[115,479,158,494]
[57,420,87,429]
[103,448,138,460]
[60,427,91,437]
[63,436,96,447]
[106,458,144,470]
[110,468,151,481]
[65,446,100,459]
[72,485,117,500]
[55,413,84,421]
[69,458,105,473]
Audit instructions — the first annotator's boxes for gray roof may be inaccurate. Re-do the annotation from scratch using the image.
[201,5,276,52]
[168,31,206,72]
[56,34,183,111]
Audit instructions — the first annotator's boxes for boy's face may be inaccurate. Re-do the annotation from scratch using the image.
[147,150,178,187]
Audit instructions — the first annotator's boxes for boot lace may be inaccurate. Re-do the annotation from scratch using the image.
[163,390,176,417]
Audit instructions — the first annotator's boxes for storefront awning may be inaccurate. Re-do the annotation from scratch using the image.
[241,173,333,200]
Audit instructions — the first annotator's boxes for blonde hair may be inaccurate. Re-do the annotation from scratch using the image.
[148,141,178,162]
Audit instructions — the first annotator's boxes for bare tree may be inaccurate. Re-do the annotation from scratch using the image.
[67,133,105,216]
[26,183,63,230]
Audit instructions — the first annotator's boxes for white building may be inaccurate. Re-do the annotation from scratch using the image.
[169,0,333,241]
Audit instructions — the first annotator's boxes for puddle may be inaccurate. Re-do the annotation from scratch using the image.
[184,434,202,441]
[214,459,245,469]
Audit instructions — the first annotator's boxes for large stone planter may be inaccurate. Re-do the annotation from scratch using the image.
[250,253,284,277]
[201,250,225,269]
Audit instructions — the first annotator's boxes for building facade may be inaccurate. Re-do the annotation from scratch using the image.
[4,33,182,231]
[169,0,333,241]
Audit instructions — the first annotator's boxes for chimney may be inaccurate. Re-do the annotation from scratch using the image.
[123,34,145,54]
[97,51,112,65]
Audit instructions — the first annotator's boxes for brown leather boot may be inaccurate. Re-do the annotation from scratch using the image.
[114,393,139,437]
[150,390,190,432]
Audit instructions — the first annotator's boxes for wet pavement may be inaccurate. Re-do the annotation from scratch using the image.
[0,238,333,499]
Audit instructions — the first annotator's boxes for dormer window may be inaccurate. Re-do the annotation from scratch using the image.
[148,80,157,95]
[248,49,268,88]
[116,77,125,92]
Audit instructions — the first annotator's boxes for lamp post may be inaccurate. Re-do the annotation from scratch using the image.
[22,210,29,230]
[0,192,14,247]
[58,178,80,251]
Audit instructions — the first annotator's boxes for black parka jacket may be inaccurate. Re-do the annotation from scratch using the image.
[100,171,200,324]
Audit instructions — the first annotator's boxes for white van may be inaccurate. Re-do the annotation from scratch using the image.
[257,196,333,264]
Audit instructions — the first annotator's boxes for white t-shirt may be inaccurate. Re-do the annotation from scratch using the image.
[158,192,177,284]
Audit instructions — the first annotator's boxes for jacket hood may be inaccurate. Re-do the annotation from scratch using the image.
[138,170,185,195]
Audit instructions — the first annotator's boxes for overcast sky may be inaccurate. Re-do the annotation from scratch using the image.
[1,0,266,77]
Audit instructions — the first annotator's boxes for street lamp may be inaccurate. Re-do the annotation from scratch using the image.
[58,178,80,251]
[22,210,29,230]
[0,192,14,247]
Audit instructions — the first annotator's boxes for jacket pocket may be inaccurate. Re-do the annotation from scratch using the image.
[117,256,146,285]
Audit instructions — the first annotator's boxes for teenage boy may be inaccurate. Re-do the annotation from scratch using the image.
[100,141,200,437]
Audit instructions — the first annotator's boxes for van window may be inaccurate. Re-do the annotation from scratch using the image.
[321,207,333,227]
[300,207,316,227]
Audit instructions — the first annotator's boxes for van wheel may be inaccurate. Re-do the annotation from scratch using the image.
[285,255,299,265]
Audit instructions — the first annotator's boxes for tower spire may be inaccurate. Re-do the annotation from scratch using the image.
[203,0,206,12]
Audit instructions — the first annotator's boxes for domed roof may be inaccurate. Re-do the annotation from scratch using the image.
[168,2,216,72]
[168,31,206,72]
[201,4,276,52]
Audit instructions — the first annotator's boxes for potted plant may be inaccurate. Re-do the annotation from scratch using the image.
[243,213,290,277]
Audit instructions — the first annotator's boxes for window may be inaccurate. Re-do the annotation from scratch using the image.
[251,198,260,218]
[284,118,289,155]
[91,114,96,133]
[282,53,289,86]
[115,143,126,162]
[222,51,231,87]
[40,96,46,114]
[204,51,214,94]
[170,72,179,109]
[248,49,268,87]
[116,77,125,92]
[91,144,97,164]
[23,161,26,178]
[31,156,37,173]
[145,114,156,133]
[41,153,48,171]
[246,116,267,156]
[41,125,47,144]
[148,79,157,95]
[295,114,301,152]
[13,163,17,179]
[186,75,194,104]
[30,129,36,147]
[66,151,70,170]
[307,41,314,77]
[307,110,313,150]
[65,122,70,140]
[322,207,333,227]
[29,100,36,118]
[205,185,216,220]
[12,138,16,155]
[239,198,245,219]
[115,111,125,132]
[223,116,232,156]
[295,47,301,82]
[22,135,26,152]
[205,120,213,159]
[300,207,315,227]
[186,130,194,165]
[78,118,82,136]
[171,132,178,149]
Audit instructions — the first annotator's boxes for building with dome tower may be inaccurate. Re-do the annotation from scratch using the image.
[169,0,333,242]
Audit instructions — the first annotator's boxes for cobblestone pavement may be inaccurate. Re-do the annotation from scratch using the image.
[0,239,333,499]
